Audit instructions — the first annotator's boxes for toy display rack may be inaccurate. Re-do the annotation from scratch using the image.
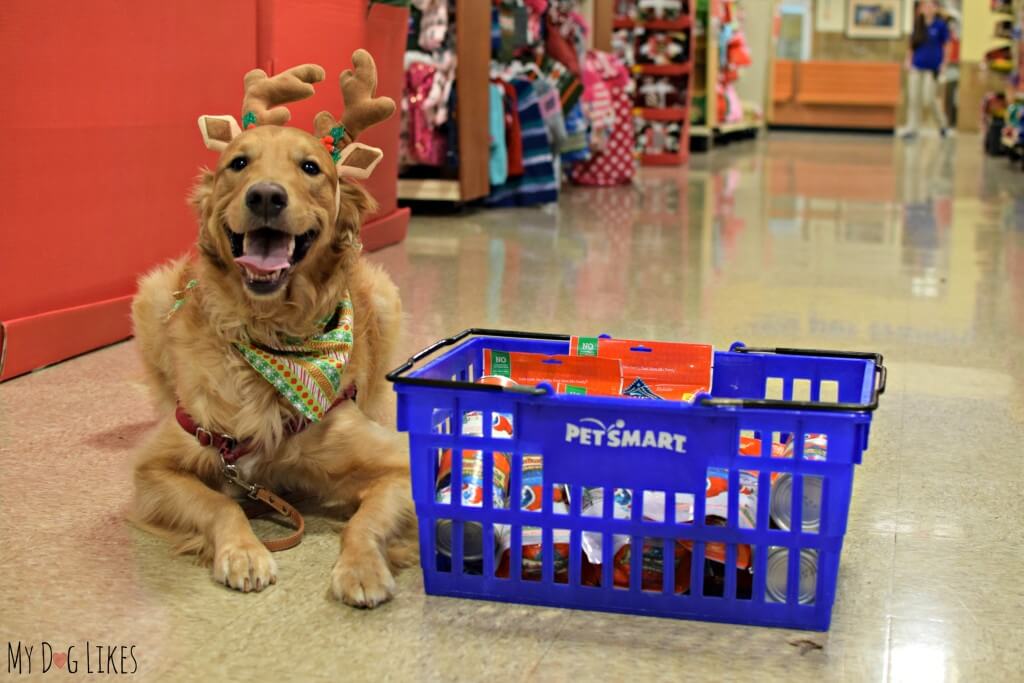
[997,0,1024,154]
[613,5,697,165]
[690,0,760,151]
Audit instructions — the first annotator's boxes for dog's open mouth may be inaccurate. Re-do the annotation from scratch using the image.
[226,227,317,295]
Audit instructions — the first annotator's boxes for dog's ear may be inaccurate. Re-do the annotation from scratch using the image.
[335,142,384,180]
[191,169,228,270]
[197,115,240,152]
[333,181,377,253]
[190,169,215,215]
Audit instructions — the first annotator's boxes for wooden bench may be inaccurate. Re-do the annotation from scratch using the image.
[772,60,902,129]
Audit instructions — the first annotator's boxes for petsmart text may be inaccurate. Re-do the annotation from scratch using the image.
[565,418,687,453]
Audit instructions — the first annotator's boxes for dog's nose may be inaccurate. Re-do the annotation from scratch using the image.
[245,182,288,218]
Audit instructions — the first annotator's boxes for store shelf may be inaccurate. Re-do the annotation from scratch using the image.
[614,16,693,31]
[717,121,762,134]
[633,106,690,121]
[687,121,761,152]
[640,151,688,165]
[631,62,692,77]
[398,178,462,201]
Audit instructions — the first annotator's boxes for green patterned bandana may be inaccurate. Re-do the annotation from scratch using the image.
[233,297,355,422]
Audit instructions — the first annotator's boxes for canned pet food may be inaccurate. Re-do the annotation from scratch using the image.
[434,520,484,570]
[705,467,759,529]
[494,459,572,580]
[612,539,692,592]
[578,538,691,591]
[770,434,827,532]
[434,446,512,507]
[519,455,548,512]
[579,487,633,564]
[766,547,818,604]
[702,556,753,599]
[434,448,512,563]
[477,374,519,388]
[769,474,823,532]
[496,529,571,580]
[679,515,752,569]
[434,406,515,562]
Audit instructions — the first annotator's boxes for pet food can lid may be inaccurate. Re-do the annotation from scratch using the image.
[769,474,823,532]
[435,519,485,562]
[478,375,519,388]
[766,547,818,605]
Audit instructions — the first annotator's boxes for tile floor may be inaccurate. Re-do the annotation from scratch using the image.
[3,132,1024,681]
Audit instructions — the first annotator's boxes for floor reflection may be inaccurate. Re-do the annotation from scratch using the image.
[373,132,1024,380]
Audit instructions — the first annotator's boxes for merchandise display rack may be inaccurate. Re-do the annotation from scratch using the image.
[690,0,759,151]
[605,1,697,166]
[997,0,1024,156]
[397,0,491,203]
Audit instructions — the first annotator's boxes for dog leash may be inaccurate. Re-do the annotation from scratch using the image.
[220,454,306,552]
[174,384,357,552]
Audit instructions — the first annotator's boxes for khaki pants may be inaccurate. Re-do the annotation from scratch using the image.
[906,67,948,133]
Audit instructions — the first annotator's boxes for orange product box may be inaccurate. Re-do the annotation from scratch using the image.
[482,349,623,396]
[569,336,714,401]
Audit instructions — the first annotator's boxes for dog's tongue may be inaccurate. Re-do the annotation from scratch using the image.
[234,232,291,273]
[235,252,290,273]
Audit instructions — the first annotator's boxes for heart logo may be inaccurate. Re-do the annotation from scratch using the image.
[53,652,67,669]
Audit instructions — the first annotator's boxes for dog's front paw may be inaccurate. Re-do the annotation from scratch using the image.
[331,547,395,608]
[213,539,278,593]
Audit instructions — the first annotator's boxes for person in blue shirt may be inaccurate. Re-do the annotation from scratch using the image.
[902,0,950,139]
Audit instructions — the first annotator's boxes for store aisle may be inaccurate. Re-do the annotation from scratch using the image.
[3,132,1022,681]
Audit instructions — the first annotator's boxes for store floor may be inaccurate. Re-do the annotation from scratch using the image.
[4,132,1023,681]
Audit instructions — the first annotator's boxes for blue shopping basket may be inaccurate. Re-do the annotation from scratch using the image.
[387,330,886,631]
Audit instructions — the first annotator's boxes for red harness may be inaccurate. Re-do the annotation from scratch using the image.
[175,383,357,463]
[174,383,357,552]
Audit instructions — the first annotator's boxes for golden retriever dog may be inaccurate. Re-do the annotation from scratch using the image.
[131,51,415,608]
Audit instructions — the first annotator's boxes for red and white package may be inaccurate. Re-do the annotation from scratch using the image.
[569,336,713,401]
[482,349,623,396]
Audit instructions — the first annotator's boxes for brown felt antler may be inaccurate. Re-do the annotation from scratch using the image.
[313,50,395,179]
[197,63,325,152]
[242,64,325,127]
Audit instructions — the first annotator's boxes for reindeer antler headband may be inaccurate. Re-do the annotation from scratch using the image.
[196,50,395,180]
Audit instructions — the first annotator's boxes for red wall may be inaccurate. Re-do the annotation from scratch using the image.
[256,0,409,246]
[0,0,408,381]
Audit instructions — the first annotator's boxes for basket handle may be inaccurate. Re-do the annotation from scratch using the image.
[386,328,569,395]
[388,332,887,412]
[697,343,887,413]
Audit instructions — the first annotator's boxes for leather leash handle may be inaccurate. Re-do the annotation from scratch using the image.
[247,487,306,552]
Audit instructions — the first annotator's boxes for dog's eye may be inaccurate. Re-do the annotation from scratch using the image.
[228,156,248,172]
[301,160,321,176]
